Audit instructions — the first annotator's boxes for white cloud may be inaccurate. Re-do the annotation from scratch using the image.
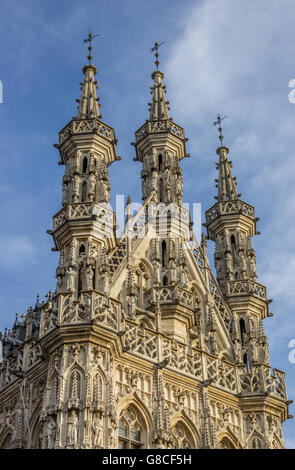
[164,0,295,442]
[165,0,295,313]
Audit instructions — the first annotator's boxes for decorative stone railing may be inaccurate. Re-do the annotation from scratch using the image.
[38,291,287,400]
[238,365,287,400]
[150,285,196,311]
[53,203,114,232]
[222,279,267,300]
[206,355,237,393]
[205,200,255,224]
[39,291,122,337]
[59,118,115,146]
[135,119,185,143]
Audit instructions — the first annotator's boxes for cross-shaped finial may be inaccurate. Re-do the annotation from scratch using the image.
[83,31,100,64]
[213,114,227,146]
[150,41,165,70]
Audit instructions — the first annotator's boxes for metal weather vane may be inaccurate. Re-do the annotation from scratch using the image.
[83,31,100,64]
[213,113,227,146]
[150,41,165,70]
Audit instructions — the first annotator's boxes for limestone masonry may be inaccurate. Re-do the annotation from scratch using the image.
[0,50,291,449]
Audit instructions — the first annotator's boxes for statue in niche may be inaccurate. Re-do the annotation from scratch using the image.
[89,153,97,173]
[97,178,109,203]
[249,256,257,279]
[164,167,170,186]
[175,177,183,205]
[56,272,63,293]
[46,419,56,449]
[238,251,247,278]
[92,413,103,447]
[100,267,109,294]
[142,177,149,199]
[65,266,75,291]
[72,174,80,203]
[248,337,258,363]
[88,173,97,202]
[165,181,171,203]
[153,259,161,285]
[90,242,98,260]
[233,340,242,363]
[62,182,69,206]
[168,258,177,285]
[72,152,80,174]
[224,252,233,280]
[215,258,224,281]
[150,170,157,192]
[67,410,79,447]
[84,264,94,290]
[180,266,188,287]
[261,337,270,364]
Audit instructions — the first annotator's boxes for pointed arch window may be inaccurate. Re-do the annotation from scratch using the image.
[118,406,144,449]
[79,244,86,256]
[170,422,194,449]
[82,157,88,174]
[240,318,246,346]
[162,240,167,267]
[231,234,238,263]
[158,153,163,171]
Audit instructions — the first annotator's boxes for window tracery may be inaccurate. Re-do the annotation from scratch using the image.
[118,406,144,449]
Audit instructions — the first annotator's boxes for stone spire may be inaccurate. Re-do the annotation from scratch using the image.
[215,146,240,202]
[76,64,101,119]
[149,70,170,121]
[133,43,188,208]
[212,115,240,202]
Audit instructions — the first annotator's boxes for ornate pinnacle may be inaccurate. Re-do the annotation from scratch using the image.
[212,114,240,202]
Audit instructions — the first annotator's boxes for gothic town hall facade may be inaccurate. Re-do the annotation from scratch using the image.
[0,51,291,449]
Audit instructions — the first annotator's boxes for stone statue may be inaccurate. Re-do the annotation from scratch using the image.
[47,419,56,449]
[62,182,69,206]
[142,177,149,199]
[92,414,103,447]
[168,259,177,285]
[67,410,79,446]
[175,177,182,205]
[65,266,75,291]
[88,173,97,202]
[72,175,80,203]
[85,264,94,290]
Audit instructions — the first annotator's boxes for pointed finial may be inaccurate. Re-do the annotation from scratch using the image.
[83,31,100,65]
[213,114,227,146]
[150,42,165,70]
[35,294,40,308]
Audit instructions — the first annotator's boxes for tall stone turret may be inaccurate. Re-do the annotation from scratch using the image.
[133,60,189,208]
[0,47,290,451]
[205,117,271,368]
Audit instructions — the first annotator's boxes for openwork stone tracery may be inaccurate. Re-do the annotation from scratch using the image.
[0,48,290,449]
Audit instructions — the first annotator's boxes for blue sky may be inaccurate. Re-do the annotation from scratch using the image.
[0,0,294,447]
